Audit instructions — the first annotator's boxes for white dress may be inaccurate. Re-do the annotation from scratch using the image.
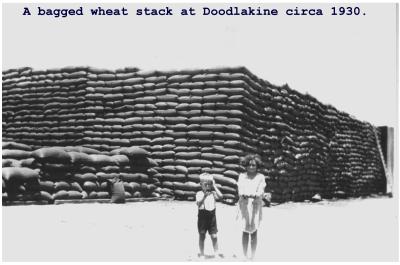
[237,173,266,233]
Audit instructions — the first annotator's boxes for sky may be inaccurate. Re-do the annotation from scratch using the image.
[2,2,398,127]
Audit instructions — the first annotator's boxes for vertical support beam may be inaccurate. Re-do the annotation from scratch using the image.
[386,127,394,196]
[374,126,393,196]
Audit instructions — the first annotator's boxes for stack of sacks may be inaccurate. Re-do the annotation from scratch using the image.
[50,146,159,200]
[2,141,50,202]
[241,76,332,203]
[82,67,249,202]
[2,66,387,204]
[324,114,385,199]
[30,147,81,201]
[2,144,160,203]
[2,67,90,148]
[81,67,140,152]
[110,146,160,198]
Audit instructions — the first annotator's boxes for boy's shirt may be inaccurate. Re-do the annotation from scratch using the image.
[196,190,216,211]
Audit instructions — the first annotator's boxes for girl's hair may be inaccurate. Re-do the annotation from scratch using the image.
[241,154,262,168]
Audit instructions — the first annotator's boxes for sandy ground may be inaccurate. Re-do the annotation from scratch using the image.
[2,196,398,262]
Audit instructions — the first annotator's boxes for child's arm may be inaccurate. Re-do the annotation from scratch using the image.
[237,174,248,199]
[254,174,267,199]
[196,191,210,208]
[237,173,243,196]
[212,180,223,200]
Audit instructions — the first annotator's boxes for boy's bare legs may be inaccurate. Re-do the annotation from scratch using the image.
[199,233,206,257]
[242,232,249,259]
[210,233,220,257]
[250,230,258,260]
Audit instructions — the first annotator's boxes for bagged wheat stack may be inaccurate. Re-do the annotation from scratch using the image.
[111,146,161,198]
[3,66,388,203]
[31,147,70,164]
[2,149,32,160]
[2,141,32,151]
[38,147,95,200]
[2,167,40,182]
[1,166,53,202]
[1,142,47,202]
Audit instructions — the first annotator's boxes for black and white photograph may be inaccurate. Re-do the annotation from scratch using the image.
[2,1,398,262]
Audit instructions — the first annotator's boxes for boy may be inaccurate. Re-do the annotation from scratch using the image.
[196,173,223,259]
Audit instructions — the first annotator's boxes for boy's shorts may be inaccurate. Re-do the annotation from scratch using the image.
[197,209,218,235]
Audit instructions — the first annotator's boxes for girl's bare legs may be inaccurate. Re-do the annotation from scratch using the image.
[242,232,249,258]
[250,230,258,260]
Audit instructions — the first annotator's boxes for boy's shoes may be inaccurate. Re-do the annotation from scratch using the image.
[214,253,224,260]
[198,253,206,260]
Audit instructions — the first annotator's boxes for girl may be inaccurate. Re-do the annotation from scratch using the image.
[237,154,267,260]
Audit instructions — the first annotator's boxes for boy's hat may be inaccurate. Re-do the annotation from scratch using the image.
[199,173,213,182]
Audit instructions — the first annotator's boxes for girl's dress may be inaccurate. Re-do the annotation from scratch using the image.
[237,173,266,233]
